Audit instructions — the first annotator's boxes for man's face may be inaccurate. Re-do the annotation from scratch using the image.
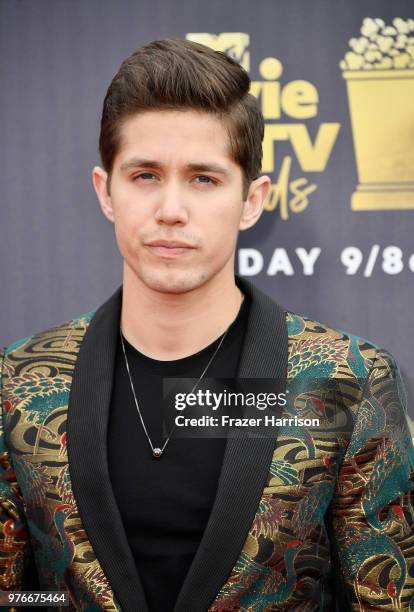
[94,109,267,294]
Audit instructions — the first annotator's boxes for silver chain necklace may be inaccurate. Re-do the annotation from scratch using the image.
[120,319,233,459]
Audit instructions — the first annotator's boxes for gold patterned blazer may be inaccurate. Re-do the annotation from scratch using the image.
[1,275,413,611]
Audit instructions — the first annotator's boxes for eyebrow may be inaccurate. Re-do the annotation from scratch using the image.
[119,157,230,177]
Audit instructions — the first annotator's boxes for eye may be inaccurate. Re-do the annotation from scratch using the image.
[194,175,217,185]
[133,172,157,181]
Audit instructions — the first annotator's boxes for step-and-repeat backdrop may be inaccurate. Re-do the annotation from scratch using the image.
[1,1,413,425]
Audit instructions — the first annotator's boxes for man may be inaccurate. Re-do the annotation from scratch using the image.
[1,38,413,612]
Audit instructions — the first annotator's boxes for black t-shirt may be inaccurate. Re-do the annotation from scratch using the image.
[107,293,250,611]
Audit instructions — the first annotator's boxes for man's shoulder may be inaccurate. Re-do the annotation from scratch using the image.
[2,309,97,361]
[247,277,382,364]
[285,308,397,378]
[286,308,377,344]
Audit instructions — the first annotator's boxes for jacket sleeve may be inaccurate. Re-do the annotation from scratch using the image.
[0,347,40,596]
[329,348,414,610]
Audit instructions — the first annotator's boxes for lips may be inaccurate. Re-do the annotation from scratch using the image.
[145,240,195,258]
[146,240,194,248]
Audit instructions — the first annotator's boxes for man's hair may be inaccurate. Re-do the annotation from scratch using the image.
[98,38,264,199]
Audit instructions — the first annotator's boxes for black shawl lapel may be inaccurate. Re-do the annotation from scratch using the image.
[173,275,288,611]
[67,275,288,612]
[67,285,150,612]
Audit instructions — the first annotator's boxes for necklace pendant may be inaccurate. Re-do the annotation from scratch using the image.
[152,448,163,458]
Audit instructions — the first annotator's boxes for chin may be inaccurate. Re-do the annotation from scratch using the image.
[138,268,210,294]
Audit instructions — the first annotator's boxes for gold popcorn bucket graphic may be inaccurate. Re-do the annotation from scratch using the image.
[343,68,414,210]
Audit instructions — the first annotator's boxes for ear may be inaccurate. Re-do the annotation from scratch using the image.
[239,175,271,231]
[92,166,115,223]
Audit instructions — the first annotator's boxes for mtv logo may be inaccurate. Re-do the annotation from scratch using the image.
[186,33,250,72]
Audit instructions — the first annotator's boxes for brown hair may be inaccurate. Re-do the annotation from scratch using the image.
[98,38,264,199]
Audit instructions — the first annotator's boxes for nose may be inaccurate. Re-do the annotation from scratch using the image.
[154,179,189,225]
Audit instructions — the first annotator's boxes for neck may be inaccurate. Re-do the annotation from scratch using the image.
[120,265,244,361]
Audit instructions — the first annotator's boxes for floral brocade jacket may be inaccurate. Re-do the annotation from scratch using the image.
[1,275,414,611]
